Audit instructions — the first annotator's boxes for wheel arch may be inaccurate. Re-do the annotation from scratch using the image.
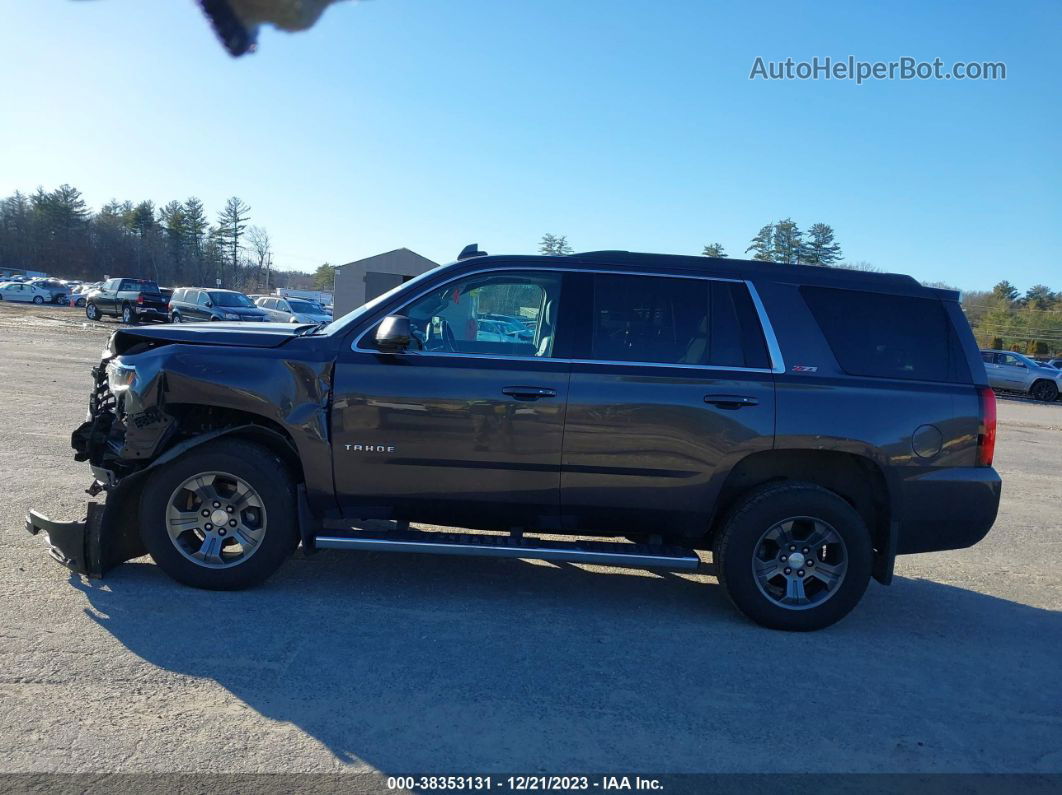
[152,406,306,485]
[707,449,895,584]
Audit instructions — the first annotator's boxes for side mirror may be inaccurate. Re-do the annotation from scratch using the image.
[205,301,213,308]
[375,315,412,353]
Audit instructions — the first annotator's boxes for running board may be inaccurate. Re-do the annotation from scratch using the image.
[314,529,702,570]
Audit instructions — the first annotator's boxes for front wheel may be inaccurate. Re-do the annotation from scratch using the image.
[712,482,873,631]
[171,312,182,323]
[86,302,100,321]
[32,295,44,304]
[138,439,298,590]
[1030,380,1059,402]
[76,297,86,307]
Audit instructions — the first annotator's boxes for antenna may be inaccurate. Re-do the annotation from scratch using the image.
[457,244,488,260]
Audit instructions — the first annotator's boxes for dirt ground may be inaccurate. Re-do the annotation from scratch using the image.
[1,300,1060,775]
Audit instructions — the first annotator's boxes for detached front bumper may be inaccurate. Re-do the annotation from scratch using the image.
[25,477,147,578]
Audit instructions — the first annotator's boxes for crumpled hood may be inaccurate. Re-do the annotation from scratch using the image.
[110,322,303,354]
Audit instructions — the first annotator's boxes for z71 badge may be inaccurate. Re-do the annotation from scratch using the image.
[791,365,818,372]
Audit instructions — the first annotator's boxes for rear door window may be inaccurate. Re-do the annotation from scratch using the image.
[588,274,770,368]
[801,286,971,383]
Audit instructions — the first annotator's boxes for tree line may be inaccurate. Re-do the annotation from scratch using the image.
[0,185,315,291]
[962,281,1062,356]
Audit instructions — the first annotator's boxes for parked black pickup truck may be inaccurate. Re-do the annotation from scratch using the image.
[84,277,169,324]
[28,246,1001,630]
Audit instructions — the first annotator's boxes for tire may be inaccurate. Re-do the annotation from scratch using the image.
[121,304,135,324]
[138,439,298,590]
[712,481,873,631]
[86,302,100,321]
[171,312,181,323]
[32,295,44,304]
[76,297,86,307]
[1030,380,1059,402]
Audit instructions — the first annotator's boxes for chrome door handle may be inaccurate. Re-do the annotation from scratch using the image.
[502,386,557,400]
[704,394,759,409]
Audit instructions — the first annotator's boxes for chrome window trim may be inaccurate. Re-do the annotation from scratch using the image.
[351,265,785,374]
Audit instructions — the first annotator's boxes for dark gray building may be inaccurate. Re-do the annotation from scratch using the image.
[333,248,439,316]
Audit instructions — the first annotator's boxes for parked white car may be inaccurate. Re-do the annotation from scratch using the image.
[0,281,54,304]
[255,296,332,324]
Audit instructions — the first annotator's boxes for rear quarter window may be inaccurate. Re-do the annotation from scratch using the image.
[801,286,971,383]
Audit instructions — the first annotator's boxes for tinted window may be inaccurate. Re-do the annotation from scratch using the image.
[801,287,970,383]
[209,291,254,307]
[980,351,995,364]
[394,270,561,357]
[590,275,770,368]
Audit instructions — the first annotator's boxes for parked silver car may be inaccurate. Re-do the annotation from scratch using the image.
[254,296,332,324]
[981,350,1062,401]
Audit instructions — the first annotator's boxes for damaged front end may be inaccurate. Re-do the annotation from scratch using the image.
[25,475,147,578]
[27,322,332,578]
[27,345,161,577]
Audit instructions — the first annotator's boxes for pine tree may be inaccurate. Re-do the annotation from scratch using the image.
[539,233,573,256]
[183,197,208,259]
[803,223,843,265]
[701,243,727,258]
[1024,284,1056,310]
[772,218,803,264]
[745,224,774,261]
[992,281,1018,302]
[217,196,251,280]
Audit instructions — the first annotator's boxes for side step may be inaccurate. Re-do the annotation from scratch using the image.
[314,529,701,570]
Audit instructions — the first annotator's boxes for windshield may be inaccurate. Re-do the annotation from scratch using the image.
[287,299,324,313]
[209,291,254,308]
[317,263,452,335]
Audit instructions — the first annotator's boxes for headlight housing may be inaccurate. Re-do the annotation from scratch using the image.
[106,359,137,393]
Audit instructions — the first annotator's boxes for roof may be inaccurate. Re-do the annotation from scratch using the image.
[339,247,439,270]
[441,250,956,300]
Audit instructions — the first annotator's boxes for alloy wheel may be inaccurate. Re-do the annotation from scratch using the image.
[752,516,848,610]
[165,471,268,569]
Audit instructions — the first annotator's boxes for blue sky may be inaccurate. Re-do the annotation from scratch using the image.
[1,0,1058,291]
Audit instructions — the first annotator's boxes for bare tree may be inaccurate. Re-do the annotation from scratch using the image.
[247,225,271,288]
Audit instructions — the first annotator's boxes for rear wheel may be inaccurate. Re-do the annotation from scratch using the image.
[712,482,873,631]
[138,439,298,590]
[121,304,135,324]
[1031,380,1059,402]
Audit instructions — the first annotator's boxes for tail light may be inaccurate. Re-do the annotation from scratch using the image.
[977,386,996,467]
[136,294,144,305]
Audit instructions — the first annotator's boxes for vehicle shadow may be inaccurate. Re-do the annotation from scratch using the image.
[72,551,1062,773]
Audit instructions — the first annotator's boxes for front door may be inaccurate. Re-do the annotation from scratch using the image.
[996,353,1028,389]
[560,272,776,536]
[331,268,570,531]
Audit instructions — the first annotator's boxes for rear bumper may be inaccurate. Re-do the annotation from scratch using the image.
[895,466,1002,554]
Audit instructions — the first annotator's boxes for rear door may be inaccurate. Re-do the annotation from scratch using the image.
[981,352,1004,389]
[560,271,777,536]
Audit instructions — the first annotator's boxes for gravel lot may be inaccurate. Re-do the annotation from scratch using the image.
[1,301,1060,775]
